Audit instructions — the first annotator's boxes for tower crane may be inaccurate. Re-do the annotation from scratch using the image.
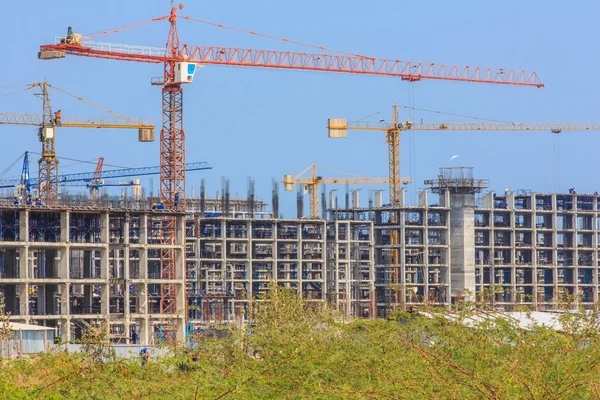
[329,105,600,309]
[89,157,105,198]
[283,163,410,219]
[0,82,155,204]
[38,2,541,315]
[329,105,600,202]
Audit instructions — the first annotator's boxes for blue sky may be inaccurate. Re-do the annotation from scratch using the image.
[1,1,598,216]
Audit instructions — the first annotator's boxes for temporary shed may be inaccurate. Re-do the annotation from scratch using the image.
[0,322,56,358]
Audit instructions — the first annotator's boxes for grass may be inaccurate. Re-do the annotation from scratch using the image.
[2,287,600,399]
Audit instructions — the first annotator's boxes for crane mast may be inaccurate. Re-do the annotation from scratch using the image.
[157,3,185,314]
[36,82,59,204]
[159,3,185,209]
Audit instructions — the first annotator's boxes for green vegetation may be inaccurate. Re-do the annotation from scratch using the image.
[1,287,600,399]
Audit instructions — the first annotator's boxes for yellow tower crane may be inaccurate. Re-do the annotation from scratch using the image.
[283,163,410,219]
[328,105,600,309]
[0,82,155,204]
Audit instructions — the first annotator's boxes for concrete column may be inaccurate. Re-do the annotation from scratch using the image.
[3,249,18,315]
[397,189,406,207]
[506,192,515,210]
[61,319,71,343]
[448,193,476,301]
[552,203,558,306]
[60,211,69,243]
[510,208,516,306]
[593,206,599,304]
[57,247,69,317]
[19,245,29,318]
[419,190,428,207]
[101,281,109,317]
[398,208,406,309]
[123,216,131,340]
[139,247,148,280]
[100,213,110,243]
[138,317,150,345]
[45,249,58,315]
[369,222,376,318]
[532,210,539,311]
[19,211,28,242]
[176,215,186,341]
[481,192,494,209]
[320,220,326,303]
[176,283,185,341]
[82,251,93,313]
[137,282,148,314]
[139,214,148,245]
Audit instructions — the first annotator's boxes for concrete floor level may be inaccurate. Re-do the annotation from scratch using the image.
[3,174,600,345]
[0,206,186,345]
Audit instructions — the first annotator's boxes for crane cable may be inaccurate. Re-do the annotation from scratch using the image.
[28,152,129,169]
[2,83,134,121]
[0,152,27,180]
[0,84,35,89]
[47,84,133,122]
[0,86,35,101]
[355,106,394,122]
[84,16,168,39]
[74,10,373,59]
[354,105,513,124]
[180,15,372,59]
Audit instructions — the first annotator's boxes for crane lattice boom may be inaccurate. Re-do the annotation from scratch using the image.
[333,121,600,132]
[292,177,390,185]
[0,113,153,129]
[40,39,544,87]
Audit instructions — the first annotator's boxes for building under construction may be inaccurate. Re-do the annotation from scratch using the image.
[0,168,598,344]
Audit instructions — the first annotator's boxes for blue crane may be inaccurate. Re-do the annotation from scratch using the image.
[0,157,211,189]
[21,151,31,194]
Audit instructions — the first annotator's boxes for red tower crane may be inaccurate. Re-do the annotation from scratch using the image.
[89,157,104,198]
[38,3,543,315]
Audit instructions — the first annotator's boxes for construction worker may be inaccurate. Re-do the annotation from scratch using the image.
[151,202,157,210]
[25,194,32,206]
[139,347,150,367]
[12,195,19,205]
[35,196,43,206]
[174,191,179,208]
[54,110,62,125]
[66,26,74,42]
[157,200,164,210]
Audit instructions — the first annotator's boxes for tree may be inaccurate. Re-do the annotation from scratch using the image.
[0,292,12,358]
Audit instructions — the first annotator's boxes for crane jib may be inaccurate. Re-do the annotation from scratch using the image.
[39,42,544,87]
